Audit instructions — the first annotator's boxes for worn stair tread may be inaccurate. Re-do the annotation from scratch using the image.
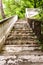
[0,57,43,65]
[2,45,41,52]
[5,40,39,45]
[11,32,34,35]
[7,35,37,39]
[11,33,35,36]
[14,29,33,31]
[3,44,40,47]
[1,44,43,55]
[11,29,33,32]
[1,49,43,56]
[11,31,34,34]
[6,37,38,40]
[6,38,38,41]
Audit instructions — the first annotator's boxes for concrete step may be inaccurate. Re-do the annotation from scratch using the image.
[1,50,43,56]
[0,55,43,65]
[10,30,34,34]
[13,31,35,34]
[2,45,41,51]
[5,40,39,45]
[6,35,38,41]
[14,29,33,31]
[6,37,38,41]
[4,44,40,47]
[7,34,37,38]
[1,45,43,56]
[11,33,35,36]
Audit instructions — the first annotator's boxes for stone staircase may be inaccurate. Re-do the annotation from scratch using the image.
[0,19,43,65]
[5,20,38,45]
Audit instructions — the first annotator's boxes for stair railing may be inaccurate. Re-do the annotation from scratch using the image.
[0,15,18,51]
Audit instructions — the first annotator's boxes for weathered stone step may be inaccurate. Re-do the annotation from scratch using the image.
[14,28,32,31]
[0,55,43,64]
[2,45,41,51]
[14,22,29,25]
[13,24,32,29]
[6,37,38,42]
[4,44,40,47]
[11,30,35,34]
[7,34,37,38]
[11,31,35,35]
[5,40,39,45]
[7,35,37,40]
[1,50,43,56]
[14,24,28,27]
[14,23,27,25]
[14,29,32,31]
[15,24,29,27]
[14,31,35,34]
[1,45,43,56]
[19,63,43,65]
[18,55,43,63]
[11,33,35,36]
[6,37,38,41]
[15,21,27,23]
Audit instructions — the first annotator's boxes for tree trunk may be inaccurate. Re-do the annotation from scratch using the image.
[0,0,6,19]
[34,0,37,8]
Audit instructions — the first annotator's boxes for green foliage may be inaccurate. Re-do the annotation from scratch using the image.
[0,0,43,20]
[2,0,34,19]
[0,14,2,20]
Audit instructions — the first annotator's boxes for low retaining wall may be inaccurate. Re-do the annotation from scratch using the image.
[0,15,18,51]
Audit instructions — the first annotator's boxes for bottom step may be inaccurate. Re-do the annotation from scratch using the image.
[0,55,43,65]
[1,45,43,56]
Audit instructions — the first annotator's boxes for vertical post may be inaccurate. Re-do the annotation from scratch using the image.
[32,21,34,32]
[34,21,41,39]
[34,0,37,8]
[27,18,32,28]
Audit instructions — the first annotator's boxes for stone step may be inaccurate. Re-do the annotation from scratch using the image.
[0,55,43,64]
[1,50,43,56]
[4,44,40,47]
[10,30,33,33]
[15,21,27,23]
[7,35,37,38]
[11,30,33,33]
[13,32,35,34]
[14,27,31,29]
[2,45,41,51]
[1,45,43,56]
[6,35,38,41]
[18,63,43,65]
[14,23,29,26]
[5,40,39,45]
[6,37,38,42]
[6,38,38,41]
[14,28,31,31]
[18,55,43,63]
[11,33,35,36]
